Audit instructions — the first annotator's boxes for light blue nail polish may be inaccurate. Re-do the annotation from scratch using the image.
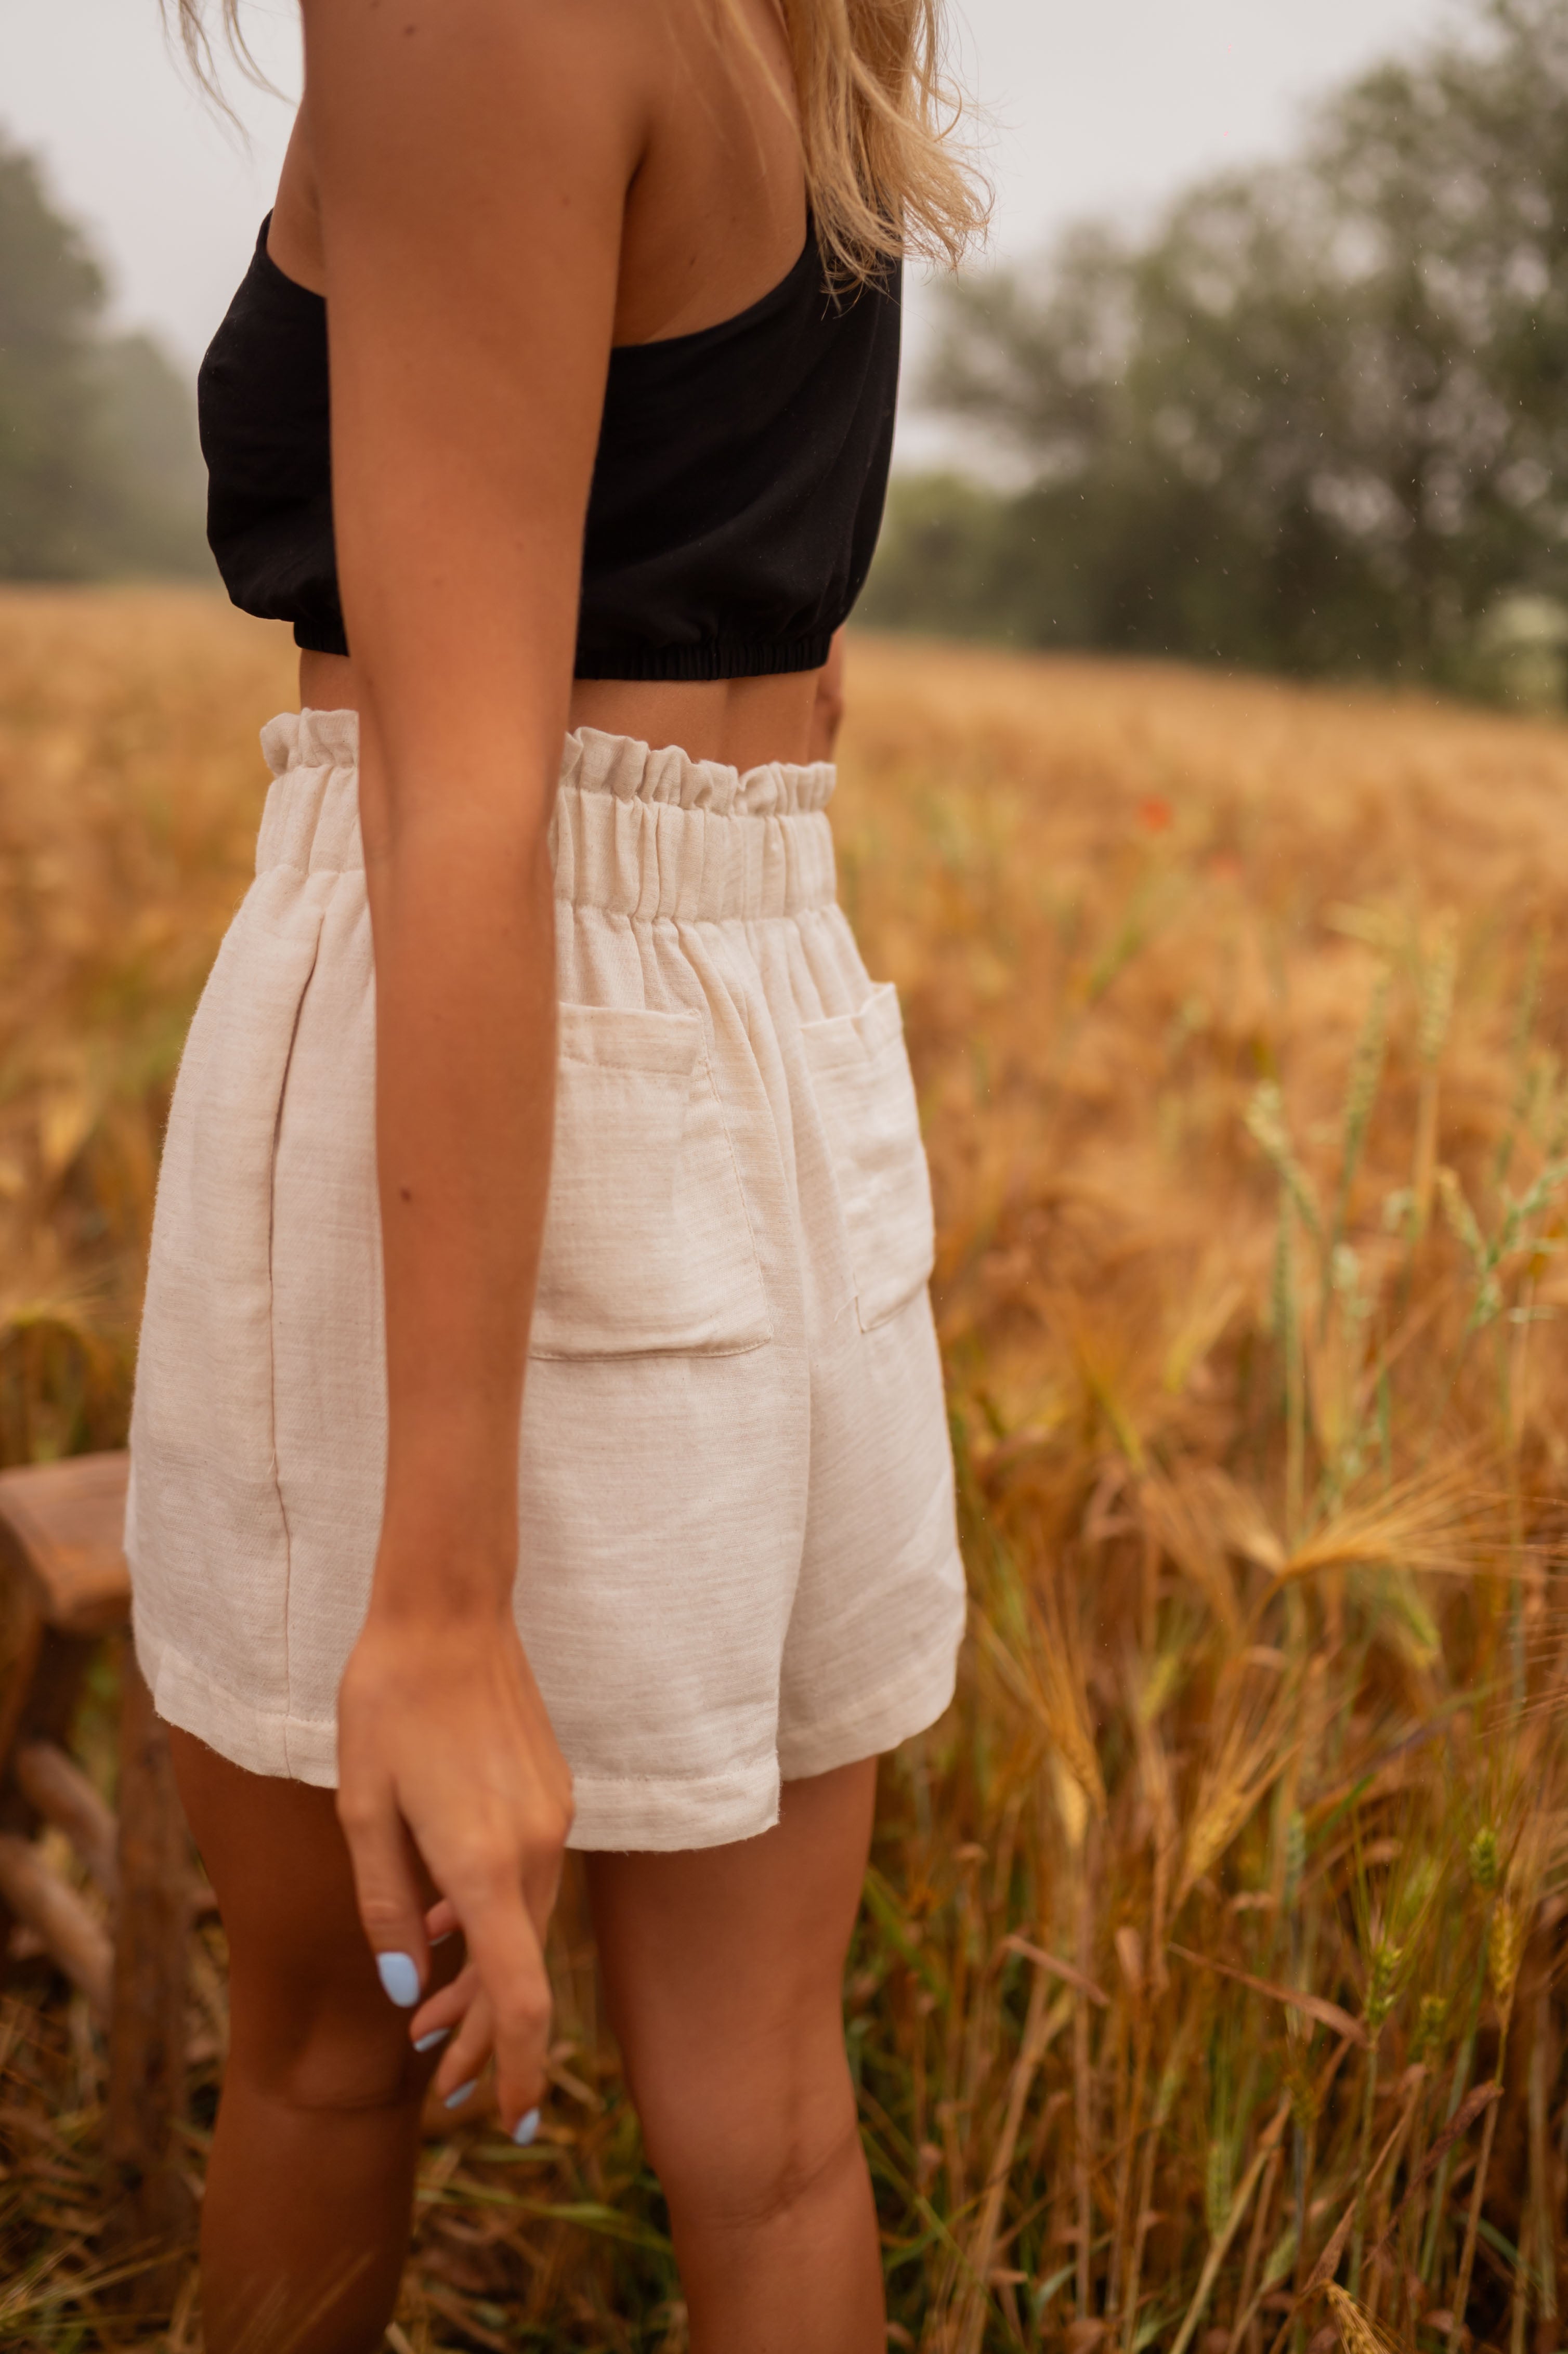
[430,1930,456,1948]
[513,2107,541,2147]
[443,2078,478,2111]
[376,1952,421,2008]
[413,2028,449,2054]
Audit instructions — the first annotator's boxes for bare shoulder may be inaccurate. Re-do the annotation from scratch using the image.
[298,0,802,346]
[277,0,656,289]
[298,0,662,206]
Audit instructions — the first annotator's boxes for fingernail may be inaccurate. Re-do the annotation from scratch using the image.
[443,2078,478,2111]
[430,1930,457,1948]
[376,1951,421,2008]
[413,2028,450,2054]
[513,2107,541,2147]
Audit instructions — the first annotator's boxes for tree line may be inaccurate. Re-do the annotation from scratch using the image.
[863,0,1568,699]
[0,133,208,581]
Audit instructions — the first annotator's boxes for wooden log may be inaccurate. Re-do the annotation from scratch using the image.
[106,1645,193,2308]
[0,1586,43,1961]
[0,1453,132,1639]
[0,1590,42,1791]
[0,1449,129,1959]
[0,1829,113,2017]
[14,1739,119,1896]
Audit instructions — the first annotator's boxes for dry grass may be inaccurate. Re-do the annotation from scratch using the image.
[1,589,1565,2353]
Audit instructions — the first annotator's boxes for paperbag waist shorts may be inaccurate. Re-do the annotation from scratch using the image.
[127,713,965,1851]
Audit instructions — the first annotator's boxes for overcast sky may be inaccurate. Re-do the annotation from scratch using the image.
[1,0,1447,455]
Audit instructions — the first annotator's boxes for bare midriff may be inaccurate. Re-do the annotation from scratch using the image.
[297,649,833,772]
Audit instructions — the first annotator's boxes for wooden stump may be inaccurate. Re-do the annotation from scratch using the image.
[105,1643,195,2307]
[0,1456,199,2312]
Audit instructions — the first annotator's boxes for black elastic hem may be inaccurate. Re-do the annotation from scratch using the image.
[573,632,834,682]
[293,630,837,678]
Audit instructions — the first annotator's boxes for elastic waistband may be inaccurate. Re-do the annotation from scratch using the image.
[255,711,839,921]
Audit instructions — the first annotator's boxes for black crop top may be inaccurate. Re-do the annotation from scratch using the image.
[198,214,901,681]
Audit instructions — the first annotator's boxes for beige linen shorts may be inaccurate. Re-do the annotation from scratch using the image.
[126,712,964,1851]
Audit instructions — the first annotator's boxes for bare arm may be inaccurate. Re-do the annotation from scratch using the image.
[302,0,646,2128]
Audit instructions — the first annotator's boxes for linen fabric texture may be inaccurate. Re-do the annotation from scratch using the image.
[127,713,964,1851]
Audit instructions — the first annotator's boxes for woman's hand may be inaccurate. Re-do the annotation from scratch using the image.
[336,1598,573,2132]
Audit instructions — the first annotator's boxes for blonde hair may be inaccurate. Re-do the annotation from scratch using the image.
[739,0,987,279]
[165,0,986,282]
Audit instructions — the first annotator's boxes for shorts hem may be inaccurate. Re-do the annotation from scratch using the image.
[564,1758,783,1853]
[775,1587,966,1785]
[133,1608,790,1852]
[132,1588,966,1853]
[133,1610,339,1786]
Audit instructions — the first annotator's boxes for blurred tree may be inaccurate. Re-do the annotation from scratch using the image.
[0,132,207,578]
[92,331,210,577]
[865,0,1568,689]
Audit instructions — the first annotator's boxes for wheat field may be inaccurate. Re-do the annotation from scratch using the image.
[2,587,1566,2353]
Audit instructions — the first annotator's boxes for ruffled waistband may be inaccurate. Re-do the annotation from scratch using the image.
[254,711,839,921]
[261,710,834,816]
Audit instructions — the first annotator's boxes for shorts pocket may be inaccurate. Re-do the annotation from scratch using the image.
[800,981,935,1331]
[531,1001,772,1358]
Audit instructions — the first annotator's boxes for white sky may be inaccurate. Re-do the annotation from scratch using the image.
[0,0,1447,459]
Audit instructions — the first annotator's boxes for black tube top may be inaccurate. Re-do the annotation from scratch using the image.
[198,214,901,681]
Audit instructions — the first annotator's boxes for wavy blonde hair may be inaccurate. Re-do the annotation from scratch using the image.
[742,0,987,277]
[165,0,986,281]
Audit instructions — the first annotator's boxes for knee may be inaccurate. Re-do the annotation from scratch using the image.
[228,1970,421,2118]
[257,2030,419,2117]
[635,2057,863,2237]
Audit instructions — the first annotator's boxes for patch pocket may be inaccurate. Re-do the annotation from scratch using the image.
[530,1002,772,1358]
[800,982,935,1332]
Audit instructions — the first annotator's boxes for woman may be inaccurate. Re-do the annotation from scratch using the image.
[129,2,981,2346]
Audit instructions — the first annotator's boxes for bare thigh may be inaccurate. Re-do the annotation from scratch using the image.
[170,1729,449,2101]
[585,1759,878,2219]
